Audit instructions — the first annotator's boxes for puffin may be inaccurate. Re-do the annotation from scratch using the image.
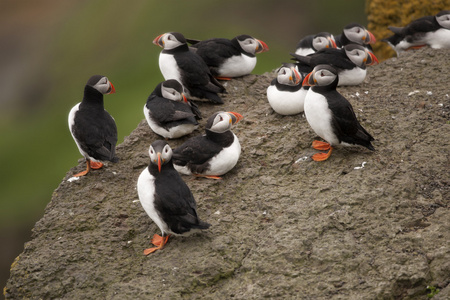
[334,23,377,48]
[68,75,118,177]
[383,10,450,55]
[153,32,226,104]
[144,79,201,139]
[291,44,379,86]
[302,64,375,161]
[294,32,337,56]
[172,111,243,179]
[137,140,211,255]
[186,34,269,80]
[266,63,306,115]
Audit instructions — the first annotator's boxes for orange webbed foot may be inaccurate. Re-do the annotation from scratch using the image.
[90,161,104,169]
[194,174,222,180]
[143,234,170,255]
[311,147,333,161]
[312,140,331,150]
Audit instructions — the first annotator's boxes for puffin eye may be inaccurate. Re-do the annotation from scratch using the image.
[219,116,223,121]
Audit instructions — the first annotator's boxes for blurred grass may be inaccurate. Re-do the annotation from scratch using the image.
[0,0,365,228]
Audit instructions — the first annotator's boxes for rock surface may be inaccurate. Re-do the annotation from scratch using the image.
[4,48,450,299]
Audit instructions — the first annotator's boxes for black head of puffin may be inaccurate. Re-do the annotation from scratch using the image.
[302,64,337,87]
[153,32,187,50]
[206,111,243,133]
[436,10,450,29]
[87,75,116,94]
[277,63,302,86]
[161,79,187,102]
[235,34,269,55]
[343,23,376,45]
[149,140,173,172]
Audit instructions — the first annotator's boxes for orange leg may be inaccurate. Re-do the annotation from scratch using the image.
[73,160,91,177]
[143,234,170,255]
[215,76,232,81]
[311,147,333,161]
[312,140,331,150]
[194,174,222,180]
[90,161,103,169]
[407,45,426,50]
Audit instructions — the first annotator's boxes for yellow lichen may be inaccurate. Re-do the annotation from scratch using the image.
[366,0,450,61]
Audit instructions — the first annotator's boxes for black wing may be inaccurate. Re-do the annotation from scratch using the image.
[73,109,118,162]
[155,168,210,234]
[326,91,374,149]
[172,135,224,174]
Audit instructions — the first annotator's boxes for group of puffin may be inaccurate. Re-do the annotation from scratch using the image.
[68,10,450,255]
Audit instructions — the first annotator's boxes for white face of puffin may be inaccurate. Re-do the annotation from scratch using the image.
[237,37,268,55]
[149,141,173,172]
[92,76,116,94]
[312,36,336,51]
[343,25,373,44]
[161,83,186,102]
[345,47,367,67]
[209,112,233,133]
[159,33,185,50]
[277,66,302,86]
[311,67,337,87]
[436,11,450,29]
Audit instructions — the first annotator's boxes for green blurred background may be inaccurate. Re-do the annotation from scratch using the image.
[0,0,366,290]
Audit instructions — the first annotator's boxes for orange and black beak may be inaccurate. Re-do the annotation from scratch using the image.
[256,39,269,54]
[182,93,188,103]
[107,82,116,94]
[290,67,302,85]
[153,34,165,48]
[328,36,338,49]
[157,152,162,172]
[363,30,377,44]
[365,51,379,65]
[302,71,316,87]
[227,112,244,124]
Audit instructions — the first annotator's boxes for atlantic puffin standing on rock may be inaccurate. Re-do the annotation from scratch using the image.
[383,10,450,55]
[137,140,211,255]
[153,32,226,104]
[294,32,337,56]
[144,79,201,139]
[302,65,375,161]
[266,63,306,115]
[187,34,269,80]
[172,111,243,179]
[68,75,118,177]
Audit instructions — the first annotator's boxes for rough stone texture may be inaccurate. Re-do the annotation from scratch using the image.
[4,48,450,299]
[366,0,450,60]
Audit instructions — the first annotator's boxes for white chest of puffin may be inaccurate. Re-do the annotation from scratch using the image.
[266,63,306,115]
[172,111,243,179]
